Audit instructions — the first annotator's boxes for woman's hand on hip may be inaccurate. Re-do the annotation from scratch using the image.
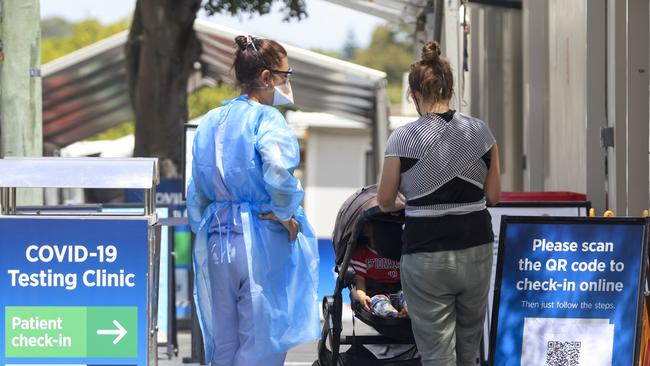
[280,218,299,242]
[259,212,299,242]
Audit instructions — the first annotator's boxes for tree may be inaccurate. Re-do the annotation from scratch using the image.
[353,25,413,85]
[41,18,129,63]
[353,25,413,104]
[125,0,307,176]
[41,17,73,38]
[188,85,238,120]
[341,28,358,60]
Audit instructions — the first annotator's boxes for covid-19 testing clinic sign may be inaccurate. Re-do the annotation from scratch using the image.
[0,217,150,365]
[490,216,648,366]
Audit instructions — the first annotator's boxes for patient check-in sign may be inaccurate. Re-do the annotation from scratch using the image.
[490,217,647,366]
[0,217,149,365]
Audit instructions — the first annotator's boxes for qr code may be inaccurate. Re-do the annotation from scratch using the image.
[545,341,581,366]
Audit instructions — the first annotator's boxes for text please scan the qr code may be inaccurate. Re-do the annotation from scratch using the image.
[546,341,581,366]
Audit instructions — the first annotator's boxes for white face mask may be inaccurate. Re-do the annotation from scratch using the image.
[273,81,294,106]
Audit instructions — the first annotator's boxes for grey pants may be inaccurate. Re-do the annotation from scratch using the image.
[401,243,492,366]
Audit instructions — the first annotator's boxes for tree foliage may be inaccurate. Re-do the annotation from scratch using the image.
[204,0,307,20]
[353,25,413,86]
[41,18,129,64]
[188,85,238,120]
[86,122,135,141]
[342,28,358,61]
[351,25,413,104]
[41,17,74,38]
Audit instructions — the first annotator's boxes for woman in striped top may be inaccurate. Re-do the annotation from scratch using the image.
[377,41,501,366]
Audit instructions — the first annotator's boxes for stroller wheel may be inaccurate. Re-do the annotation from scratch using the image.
[322,296,334,318]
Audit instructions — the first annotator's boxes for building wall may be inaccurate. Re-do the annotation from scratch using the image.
[545,0,588,193]
[304,128,371,238]
[469,5,524,192]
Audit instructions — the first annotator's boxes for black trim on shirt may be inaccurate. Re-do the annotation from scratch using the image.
[435,109,456,122]
[408,177,485,206]
[482,148,492,170]
[402,209,494,254]
[400,157,418,173]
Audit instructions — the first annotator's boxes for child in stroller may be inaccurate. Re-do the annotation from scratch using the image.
[316,185,420,366]
[351,223,408,319]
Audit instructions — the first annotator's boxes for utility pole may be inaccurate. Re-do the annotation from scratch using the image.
[0,0,43,205]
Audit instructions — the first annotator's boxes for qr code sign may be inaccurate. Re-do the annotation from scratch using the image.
[545,341,581,366]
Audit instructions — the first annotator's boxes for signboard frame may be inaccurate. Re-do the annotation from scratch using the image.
[0,157,159,366]
[103,203,177,358]
[488,215,649,366]
[0,215,157,365]
[479,201,590,364]
[16,204,102,215]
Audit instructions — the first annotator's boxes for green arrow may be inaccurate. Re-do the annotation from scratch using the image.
[96,320,127,345]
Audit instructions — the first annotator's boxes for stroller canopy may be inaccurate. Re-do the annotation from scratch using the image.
[332,185,404,265]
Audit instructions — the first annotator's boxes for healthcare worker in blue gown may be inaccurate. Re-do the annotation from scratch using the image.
[187,35,320,366]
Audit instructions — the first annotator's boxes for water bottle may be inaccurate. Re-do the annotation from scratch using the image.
[371,295,399,318]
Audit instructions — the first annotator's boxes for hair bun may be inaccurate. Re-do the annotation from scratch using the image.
[421,41,441,62]
[235,35,250,51]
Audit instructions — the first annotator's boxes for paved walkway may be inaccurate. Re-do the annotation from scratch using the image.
[158,320,375,366]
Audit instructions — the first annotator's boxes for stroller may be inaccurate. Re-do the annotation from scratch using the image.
[315,185,421,366]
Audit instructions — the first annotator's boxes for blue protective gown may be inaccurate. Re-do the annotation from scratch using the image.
[187,95,320,365]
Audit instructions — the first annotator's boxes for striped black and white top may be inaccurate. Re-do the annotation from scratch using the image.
[385,110,496,254]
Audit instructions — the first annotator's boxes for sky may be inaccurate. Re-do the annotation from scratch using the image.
[40,0,387,51]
